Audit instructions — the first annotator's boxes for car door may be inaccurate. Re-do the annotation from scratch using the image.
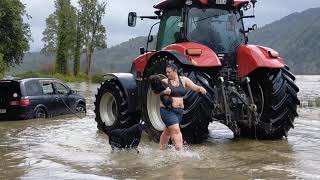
[40,80,58,117]
[53,81,72,115]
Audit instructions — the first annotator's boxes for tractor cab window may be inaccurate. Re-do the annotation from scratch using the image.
[157,9,182,50]
[187,8,245,54]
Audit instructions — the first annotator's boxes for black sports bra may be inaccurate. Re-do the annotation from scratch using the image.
[168,77,186,97]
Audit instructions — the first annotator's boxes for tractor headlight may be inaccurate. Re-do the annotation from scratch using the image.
[268,50,280,58]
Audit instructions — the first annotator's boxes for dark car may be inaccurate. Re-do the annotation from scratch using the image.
[0,78,86,120]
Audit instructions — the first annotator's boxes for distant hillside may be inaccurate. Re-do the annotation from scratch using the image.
[10,37,148,75]
[11,7,320,75]
[250,7,320,75]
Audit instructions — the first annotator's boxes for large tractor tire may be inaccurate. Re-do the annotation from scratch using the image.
[142,57,212,144]
[240,68,300,139]
[94,79,140,134]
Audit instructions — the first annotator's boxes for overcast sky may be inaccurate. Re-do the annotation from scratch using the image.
[22,0,320,52]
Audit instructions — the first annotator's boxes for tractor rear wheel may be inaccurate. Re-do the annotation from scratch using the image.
[142,58,212,144]
[94,79,140,134]
[240,68,300,139]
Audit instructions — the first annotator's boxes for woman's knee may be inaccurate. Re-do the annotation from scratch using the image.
[168,124,181,135]
[162,128,171,136]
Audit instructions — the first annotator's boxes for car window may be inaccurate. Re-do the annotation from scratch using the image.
[55,83,69,95]
[25,80,43,96]
[41,82,54,95]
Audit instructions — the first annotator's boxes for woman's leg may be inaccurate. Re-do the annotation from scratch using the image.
[168,124,183,151]
[160,127,171,150]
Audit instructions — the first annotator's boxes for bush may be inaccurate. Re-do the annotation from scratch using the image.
[91,74,105,83]
[15,71,89,83]
[0,54,7,79]
[315,97,320,107]
[16,70,43,79]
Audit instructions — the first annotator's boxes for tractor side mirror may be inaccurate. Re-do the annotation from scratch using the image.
[251,0,257,8]
[140,47,145,55]
[128,12,137,27]
[249,24,257,31]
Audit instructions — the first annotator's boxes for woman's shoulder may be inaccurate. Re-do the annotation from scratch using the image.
[180,76,190,82]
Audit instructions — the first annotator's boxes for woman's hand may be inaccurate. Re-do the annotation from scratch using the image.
[199,86,207,94]
[161,87,171,95]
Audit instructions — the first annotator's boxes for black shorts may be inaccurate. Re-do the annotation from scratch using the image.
[160,107,184,127]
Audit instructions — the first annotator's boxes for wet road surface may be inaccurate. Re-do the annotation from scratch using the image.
[0,76,320,179]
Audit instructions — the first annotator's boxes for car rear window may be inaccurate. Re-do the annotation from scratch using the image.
[0,81,21,104]
[25,80,43,96]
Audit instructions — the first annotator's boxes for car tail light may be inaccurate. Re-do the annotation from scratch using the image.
[10,100,30,106]
[186,48,202,56]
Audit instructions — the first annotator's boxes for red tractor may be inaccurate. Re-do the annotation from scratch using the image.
[94,0,300,143]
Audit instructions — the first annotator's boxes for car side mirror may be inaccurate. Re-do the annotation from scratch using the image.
[70,90,76,94]
[128,12,137,27]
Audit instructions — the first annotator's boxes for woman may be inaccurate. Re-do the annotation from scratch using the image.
[159,64,207,151]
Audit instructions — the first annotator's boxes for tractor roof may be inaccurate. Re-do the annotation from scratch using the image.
[154,0,250,10]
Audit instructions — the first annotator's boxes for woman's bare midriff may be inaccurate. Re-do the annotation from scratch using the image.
[160,97,184,109]
[159,77,186,108]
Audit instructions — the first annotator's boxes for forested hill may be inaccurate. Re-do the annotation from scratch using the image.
[13,7,320,75]
[250,7,320,75]
[11,37,147,74]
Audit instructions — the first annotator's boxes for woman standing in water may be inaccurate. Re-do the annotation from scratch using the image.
[159,64,207,151]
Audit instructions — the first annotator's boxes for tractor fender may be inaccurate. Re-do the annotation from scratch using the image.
[237,44,285,77]
[104,73,138,113]
[142,51,192,77]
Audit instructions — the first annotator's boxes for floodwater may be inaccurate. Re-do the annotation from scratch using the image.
[1,76,320,179]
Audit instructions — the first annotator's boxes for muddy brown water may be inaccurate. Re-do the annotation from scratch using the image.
[0,76,320,179]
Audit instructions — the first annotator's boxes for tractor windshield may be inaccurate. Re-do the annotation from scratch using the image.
[187,7,245,54]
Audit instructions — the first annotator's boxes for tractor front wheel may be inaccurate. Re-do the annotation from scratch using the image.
[94,79,140,134]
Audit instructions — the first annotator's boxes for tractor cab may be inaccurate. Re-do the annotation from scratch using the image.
[129,0,257,54]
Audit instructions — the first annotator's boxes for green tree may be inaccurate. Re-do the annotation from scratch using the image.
[0,53,6,78]
[73,12,82,76]
[42,0,77,75]
[79,0,107,76]
[0,0,31,76]
[41,14,58,55]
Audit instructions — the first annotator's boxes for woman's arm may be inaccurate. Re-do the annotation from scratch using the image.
[183,77,207,94]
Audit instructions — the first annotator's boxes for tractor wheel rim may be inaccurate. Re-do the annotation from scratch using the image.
[253,81,264,116]
[100,92,117,126]
[147,87,165,131]
[257,82,264,116]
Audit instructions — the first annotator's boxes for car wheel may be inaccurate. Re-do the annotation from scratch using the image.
[76,103,86,113]
[34,108,47,119]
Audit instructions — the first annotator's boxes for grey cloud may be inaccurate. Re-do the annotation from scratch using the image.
[22,0,320,52]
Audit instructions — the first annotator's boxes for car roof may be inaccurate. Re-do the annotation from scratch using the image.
[22,78,63,82]
[12,78,64,84]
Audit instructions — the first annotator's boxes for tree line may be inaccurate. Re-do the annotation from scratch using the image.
[0,0,107,79]
[41,0,107,77]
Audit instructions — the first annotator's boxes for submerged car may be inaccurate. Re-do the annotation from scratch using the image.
[0,78,86,120]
